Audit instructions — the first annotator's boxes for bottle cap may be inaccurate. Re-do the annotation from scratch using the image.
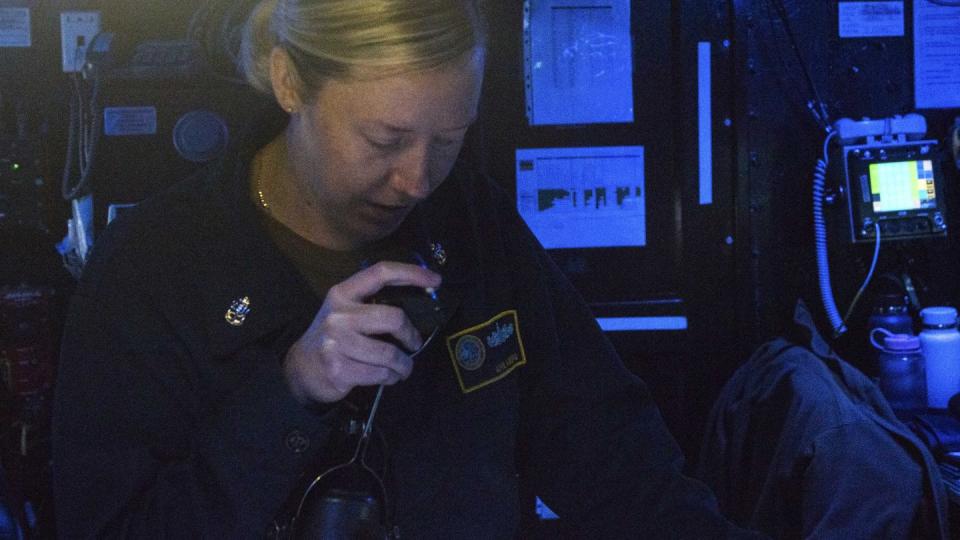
[874,293,909,314]
[921,306,958,327]
[883,333,921,351]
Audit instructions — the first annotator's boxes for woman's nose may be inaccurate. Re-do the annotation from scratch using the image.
[390,145,432,200]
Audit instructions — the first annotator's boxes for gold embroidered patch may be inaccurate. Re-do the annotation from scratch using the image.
[446,310,527,393]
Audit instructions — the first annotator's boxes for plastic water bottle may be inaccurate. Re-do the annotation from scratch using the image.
[868,293,914,335]
[919,306,960,408]
[871,329,927,412]
[867,294,914,378]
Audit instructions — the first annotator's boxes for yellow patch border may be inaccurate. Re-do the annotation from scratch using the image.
[445,309,527,394]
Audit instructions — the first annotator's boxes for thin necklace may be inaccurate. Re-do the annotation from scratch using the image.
[255,153,271,212]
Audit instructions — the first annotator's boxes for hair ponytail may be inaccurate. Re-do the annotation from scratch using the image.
[239,0,281,95]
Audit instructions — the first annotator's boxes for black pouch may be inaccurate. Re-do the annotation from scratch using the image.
[908,411,960,456]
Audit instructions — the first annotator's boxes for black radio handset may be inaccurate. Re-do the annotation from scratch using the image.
[366,251,445,353]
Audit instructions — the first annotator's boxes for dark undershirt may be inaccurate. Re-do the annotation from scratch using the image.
[251,188,418,299]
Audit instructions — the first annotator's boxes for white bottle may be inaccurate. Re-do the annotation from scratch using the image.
[919,306,960,408]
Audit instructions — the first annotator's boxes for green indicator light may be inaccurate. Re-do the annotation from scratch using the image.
[11,163,19,171]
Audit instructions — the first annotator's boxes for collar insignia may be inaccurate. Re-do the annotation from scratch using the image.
[225,296,251,326]
[430,242,447,266]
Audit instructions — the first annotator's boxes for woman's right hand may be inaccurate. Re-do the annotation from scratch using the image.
[282,261,442,404]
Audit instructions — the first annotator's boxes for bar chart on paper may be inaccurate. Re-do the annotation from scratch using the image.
[515,146,646,249]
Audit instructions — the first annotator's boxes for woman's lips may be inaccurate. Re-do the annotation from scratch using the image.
[361,201,411,223]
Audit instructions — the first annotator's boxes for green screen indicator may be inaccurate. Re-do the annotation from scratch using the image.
[869,160,935,213]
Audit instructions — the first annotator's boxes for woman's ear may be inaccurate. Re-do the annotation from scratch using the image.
[269,46,301,113]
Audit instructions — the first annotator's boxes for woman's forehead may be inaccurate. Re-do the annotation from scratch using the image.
[311,53,483,127]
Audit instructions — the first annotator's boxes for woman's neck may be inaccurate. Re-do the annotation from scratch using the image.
[252,135,336,249]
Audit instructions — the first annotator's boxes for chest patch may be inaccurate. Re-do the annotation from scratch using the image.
[445,309,527,393]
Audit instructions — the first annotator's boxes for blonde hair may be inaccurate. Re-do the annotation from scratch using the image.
[240,0,485,98]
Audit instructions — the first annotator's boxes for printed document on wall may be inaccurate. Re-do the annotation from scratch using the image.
[914,0,960,109]
[524,0,634,125]
[515,146,645,249]
[838,1,904,38]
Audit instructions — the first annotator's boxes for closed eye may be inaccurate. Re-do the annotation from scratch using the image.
[431,135,465,150]
[366,136,404,151]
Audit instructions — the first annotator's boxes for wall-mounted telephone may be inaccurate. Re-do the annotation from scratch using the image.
[834,114,948,243]
[813,113,947,337]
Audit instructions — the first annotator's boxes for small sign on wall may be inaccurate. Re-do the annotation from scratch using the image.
[838,1,905,38]
[103,107,158,136]
[0,8,31,47]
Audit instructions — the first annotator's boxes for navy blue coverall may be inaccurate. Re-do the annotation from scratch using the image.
[53,99,759,539]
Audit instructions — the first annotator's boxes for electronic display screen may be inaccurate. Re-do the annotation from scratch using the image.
[869,159,936,213]
[515,146,645,249]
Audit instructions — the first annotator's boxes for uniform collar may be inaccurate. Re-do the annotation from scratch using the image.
[188,96,477,356]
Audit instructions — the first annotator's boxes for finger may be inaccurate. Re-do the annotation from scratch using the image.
[340,304,423,352]
[330,261,441,304]
[347,363,404,387]
[332,331,415,379]
[319,360,402,397]
[322,306,421,353]
[325,354,406,389]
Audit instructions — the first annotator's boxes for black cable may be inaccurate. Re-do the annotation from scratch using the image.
[218,0,260,80]
[186,1,214,44]
[60,82,80,200]
[187,0,257,83]
[759,0,817,124]
[79,77,101,196]
[765,0,832,130]
[61,73,100,200]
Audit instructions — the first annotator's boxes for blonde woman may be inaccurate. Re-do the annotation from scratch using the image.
[54,1,758,537]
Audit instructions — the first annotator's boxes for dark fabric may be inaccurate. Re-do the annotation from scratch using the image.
[257,198,422,298]
[54,94,760,539]
[698,300,950,540]
[909,411,960,456]
[0,463,25,540]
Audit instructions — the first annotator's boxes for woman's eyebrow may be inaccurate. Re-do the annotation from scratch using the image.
[372,115,478,134]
